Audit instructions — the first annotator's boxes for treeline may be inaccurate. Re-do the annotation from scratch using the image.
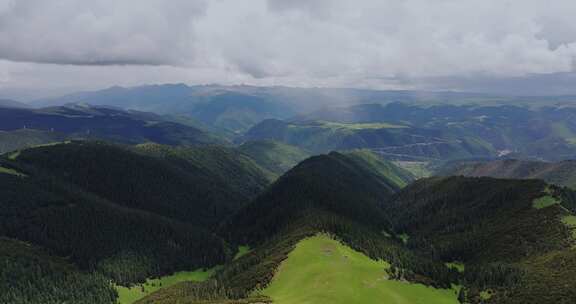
[0,238,117,304]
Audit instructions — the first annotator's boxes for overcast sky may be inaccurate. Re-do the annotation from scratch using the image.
[1,0,576,99]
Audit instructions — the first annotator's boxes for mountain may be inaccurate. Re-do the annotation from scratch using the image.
[140,162,576,304]
[36,85,297,133]
[243,119,492,159]
[0,140,278,302]
[3,139,575,304]
[138,152,459,304]
[0,104,225,154]
[385,176,576,303]
[9,141,268,226]
[39,84,576,135]
[0,154,229,293]
[224,152,408,243]
[295,102,576,161]
[343,149,416,188]
[0,98,29,108]
[134,143,275,198]
[440,159,576,189]
[237,140,310,177]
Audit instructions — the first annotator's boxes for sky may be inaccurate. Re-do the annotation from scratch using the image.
[1,0,576,99]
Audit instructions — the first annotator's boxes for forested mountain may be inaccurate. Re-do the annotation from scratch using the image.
[140,164,576,304]
[243,119,492,159]
[294,103,576,161]
[0,140,279,302]
[8,141,266,227]
[139,151,458,304]
[440,159,576,189]
[0,104,225,154]
[385,176,576,303]
[134,143,275,198]
[223,151,407,243]
[2,139,576,304]
[237,140,310,177]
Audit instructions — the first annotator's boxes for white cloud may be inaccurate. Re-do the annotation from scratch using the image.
[0,0,206,65]
[1,0,576,93]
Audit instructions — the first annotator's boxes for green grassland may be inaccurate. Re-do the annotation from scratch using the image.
[394,161,432,179]
[115,268,217,304]
[533,195,561,209]
[562,216,576,239]
[260,234,459,304]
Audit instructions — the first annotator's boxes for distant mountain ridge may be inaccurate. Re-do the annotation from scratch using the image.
[440,159,576,189]
[36,84,576,134]
[0,104,225,154]
[0,98,29,108]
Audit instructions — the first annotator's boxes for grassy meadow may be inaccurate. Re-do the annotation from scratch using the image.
[260,234,459,304]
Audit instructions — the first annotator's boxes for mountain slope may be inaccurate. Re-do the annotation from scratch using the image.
[137,153,459,304]
[0,163,229,287]
[37,85,297,133]
[0,238,117,304]
[343,149,415,188]
[260,234,459,304]
[224,152,405,244]
[297,102,576,161]
[0,105,225,154]
[9,141,259,227]
[385,176,576,303]
[135,143,274,199]
[441,159,576,189]
[0,140,289,302]
[238,140,310,178]
[243,119,493,159]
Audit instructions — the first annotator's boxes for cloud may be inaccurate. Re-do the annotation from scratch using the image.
[218,0,576,79]
[0,0,206,65]
[1,0,576,93]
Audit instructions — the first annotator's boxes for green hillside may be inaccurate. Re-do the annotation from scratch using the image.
[238,140,310,177]
[343,149,415,188]
[261,234,459,304]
